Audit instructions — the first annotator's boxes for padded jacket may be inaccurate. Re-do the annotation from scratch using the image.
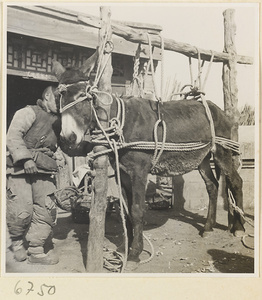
[6,100,61,174]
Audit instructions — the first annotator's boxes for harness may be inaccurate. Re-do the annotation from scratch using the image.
[58,82,240,163]
[58,81,243,272]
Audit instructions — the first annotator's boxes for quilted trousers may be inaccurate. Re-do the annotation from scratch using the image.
[6,174,57,252]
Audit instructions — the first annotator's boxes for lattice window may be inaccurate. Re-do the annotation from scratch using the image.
[7,33,95,75]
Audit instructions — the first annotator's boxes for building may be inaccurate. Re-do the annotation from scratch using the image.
[6,5,162,127]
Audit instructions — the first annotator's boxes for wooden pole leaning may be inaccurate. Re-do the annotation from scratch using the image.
[86,6,113,273]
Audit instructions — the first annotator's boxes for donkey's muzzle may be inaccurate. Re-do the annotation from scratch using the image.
[60,131,78,148]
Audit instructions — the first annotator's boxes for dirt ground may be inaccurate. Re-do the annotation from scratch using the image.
[5,204,255,275]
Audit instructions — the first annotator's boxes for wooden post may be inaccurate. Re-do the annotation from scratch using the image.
[86,6,113,273]
[222,9,240,227]
[222,9,239,142]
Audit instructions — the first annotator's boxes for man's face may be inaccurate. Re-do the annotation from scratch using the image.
[46,89,58,114]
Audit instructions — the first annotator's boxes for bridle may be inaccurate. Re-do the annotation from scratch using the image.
[58,81,114,139]
[58,81,113,114]
[58,81,94,114]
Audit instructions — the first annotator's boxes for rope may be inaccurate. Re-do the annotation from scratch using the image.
[151,119,167,170]
[89,141,212,160]
[147,33,160,102]
[159,33,165,102]
[105,140,155,272]
[140,234,155,265]
[93,22,113,88]
[228,189,255,251]
[90,101,115,152]
[214,137,240,154]
[145,32,166,166]
[89,93,157,271]
[196,48,203,90]
[103,233,155,272]
[59,24,114,113]
[228,190,254,228]
[131,43,143,97]
[200,94,216,151]
[202,51,214,91]
[103,248,124,272]
[59,82,114,114]
[91,96,125,144]
[89,135,240,160]
[241,234,254,250]
[189,57,193,86]
[189,48,216,151]
[89,95,240,160]
[112,139,128,272]
[91,102,154,272]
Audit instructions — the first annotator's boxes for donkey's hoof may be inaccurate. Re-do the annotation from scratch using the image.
[124,260,139,272]
[201,231,213,238]
[234,230,245,238]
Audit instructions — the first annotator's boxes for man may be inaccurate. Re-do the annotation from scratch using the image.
[6,86,61,265]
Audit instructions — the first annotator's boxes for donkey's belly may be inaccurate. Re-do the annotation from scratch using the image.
[151,147,211,177]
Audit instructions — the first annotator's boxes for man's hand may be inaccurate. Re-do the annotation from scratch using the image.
[24,159,38,174]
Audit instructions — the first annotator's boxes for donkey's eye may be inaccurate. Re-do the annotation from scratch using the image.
[79,93,86,97]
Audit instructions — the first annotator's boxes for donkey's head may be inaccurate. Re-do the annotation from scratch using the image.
[52,51,98,149]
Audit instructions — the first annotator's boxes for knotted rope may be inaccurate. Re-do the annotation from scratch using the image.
[131,43,144,97]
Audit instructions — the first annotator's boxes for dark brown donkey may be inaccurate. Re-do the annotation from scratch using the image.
[52,53,244,269]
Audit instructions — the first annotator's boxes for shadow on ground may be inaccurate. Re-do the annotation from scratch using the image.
[208,249,254,273]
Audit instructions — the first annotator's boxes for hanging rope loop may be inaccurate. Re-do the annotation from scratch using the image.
[180,48,216,151]
[147,33,159,101]
[151,119,167,170]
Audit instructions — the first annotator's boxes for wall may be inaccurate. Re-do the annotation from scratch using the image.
[177,126,255,211]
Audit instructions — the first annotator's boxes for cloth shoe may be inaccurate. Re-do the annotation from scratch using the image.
[11,240,27,262]
[28,250,59,265]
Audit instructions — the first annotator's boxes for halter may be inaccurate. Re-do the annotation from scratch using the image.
[58,81,93,114]
[58,81,113,114]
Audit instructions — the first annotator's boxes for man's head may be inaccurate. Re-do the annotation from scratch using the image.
[42,86,59,114]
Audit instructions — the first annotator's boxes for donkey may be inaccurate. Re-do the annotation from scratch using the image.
[52,52,244,269]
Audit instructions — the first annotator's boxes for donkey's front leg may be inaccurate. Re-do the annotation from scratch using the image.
[125,173,147,271]
[198,155,219,236]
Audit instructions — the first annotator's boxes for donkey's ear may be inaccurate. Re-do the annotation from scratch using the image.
[79,49,98,78]
[52,59,66,81]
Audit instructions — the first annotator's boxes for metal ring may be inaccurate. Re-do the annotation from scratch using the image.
[104,41,114,54]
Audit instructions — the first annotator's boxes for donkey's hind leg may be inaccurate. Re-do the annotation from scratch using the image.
[214,146,244,236]
[225,167,245,236]
[198,154,219,235]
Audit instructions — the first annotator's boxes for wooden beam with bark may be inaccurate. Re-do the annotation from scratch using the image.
[78,14,253,65]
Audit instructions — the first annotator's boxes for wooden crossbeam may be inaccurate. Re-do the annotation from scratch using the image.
[78,14,253,65]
